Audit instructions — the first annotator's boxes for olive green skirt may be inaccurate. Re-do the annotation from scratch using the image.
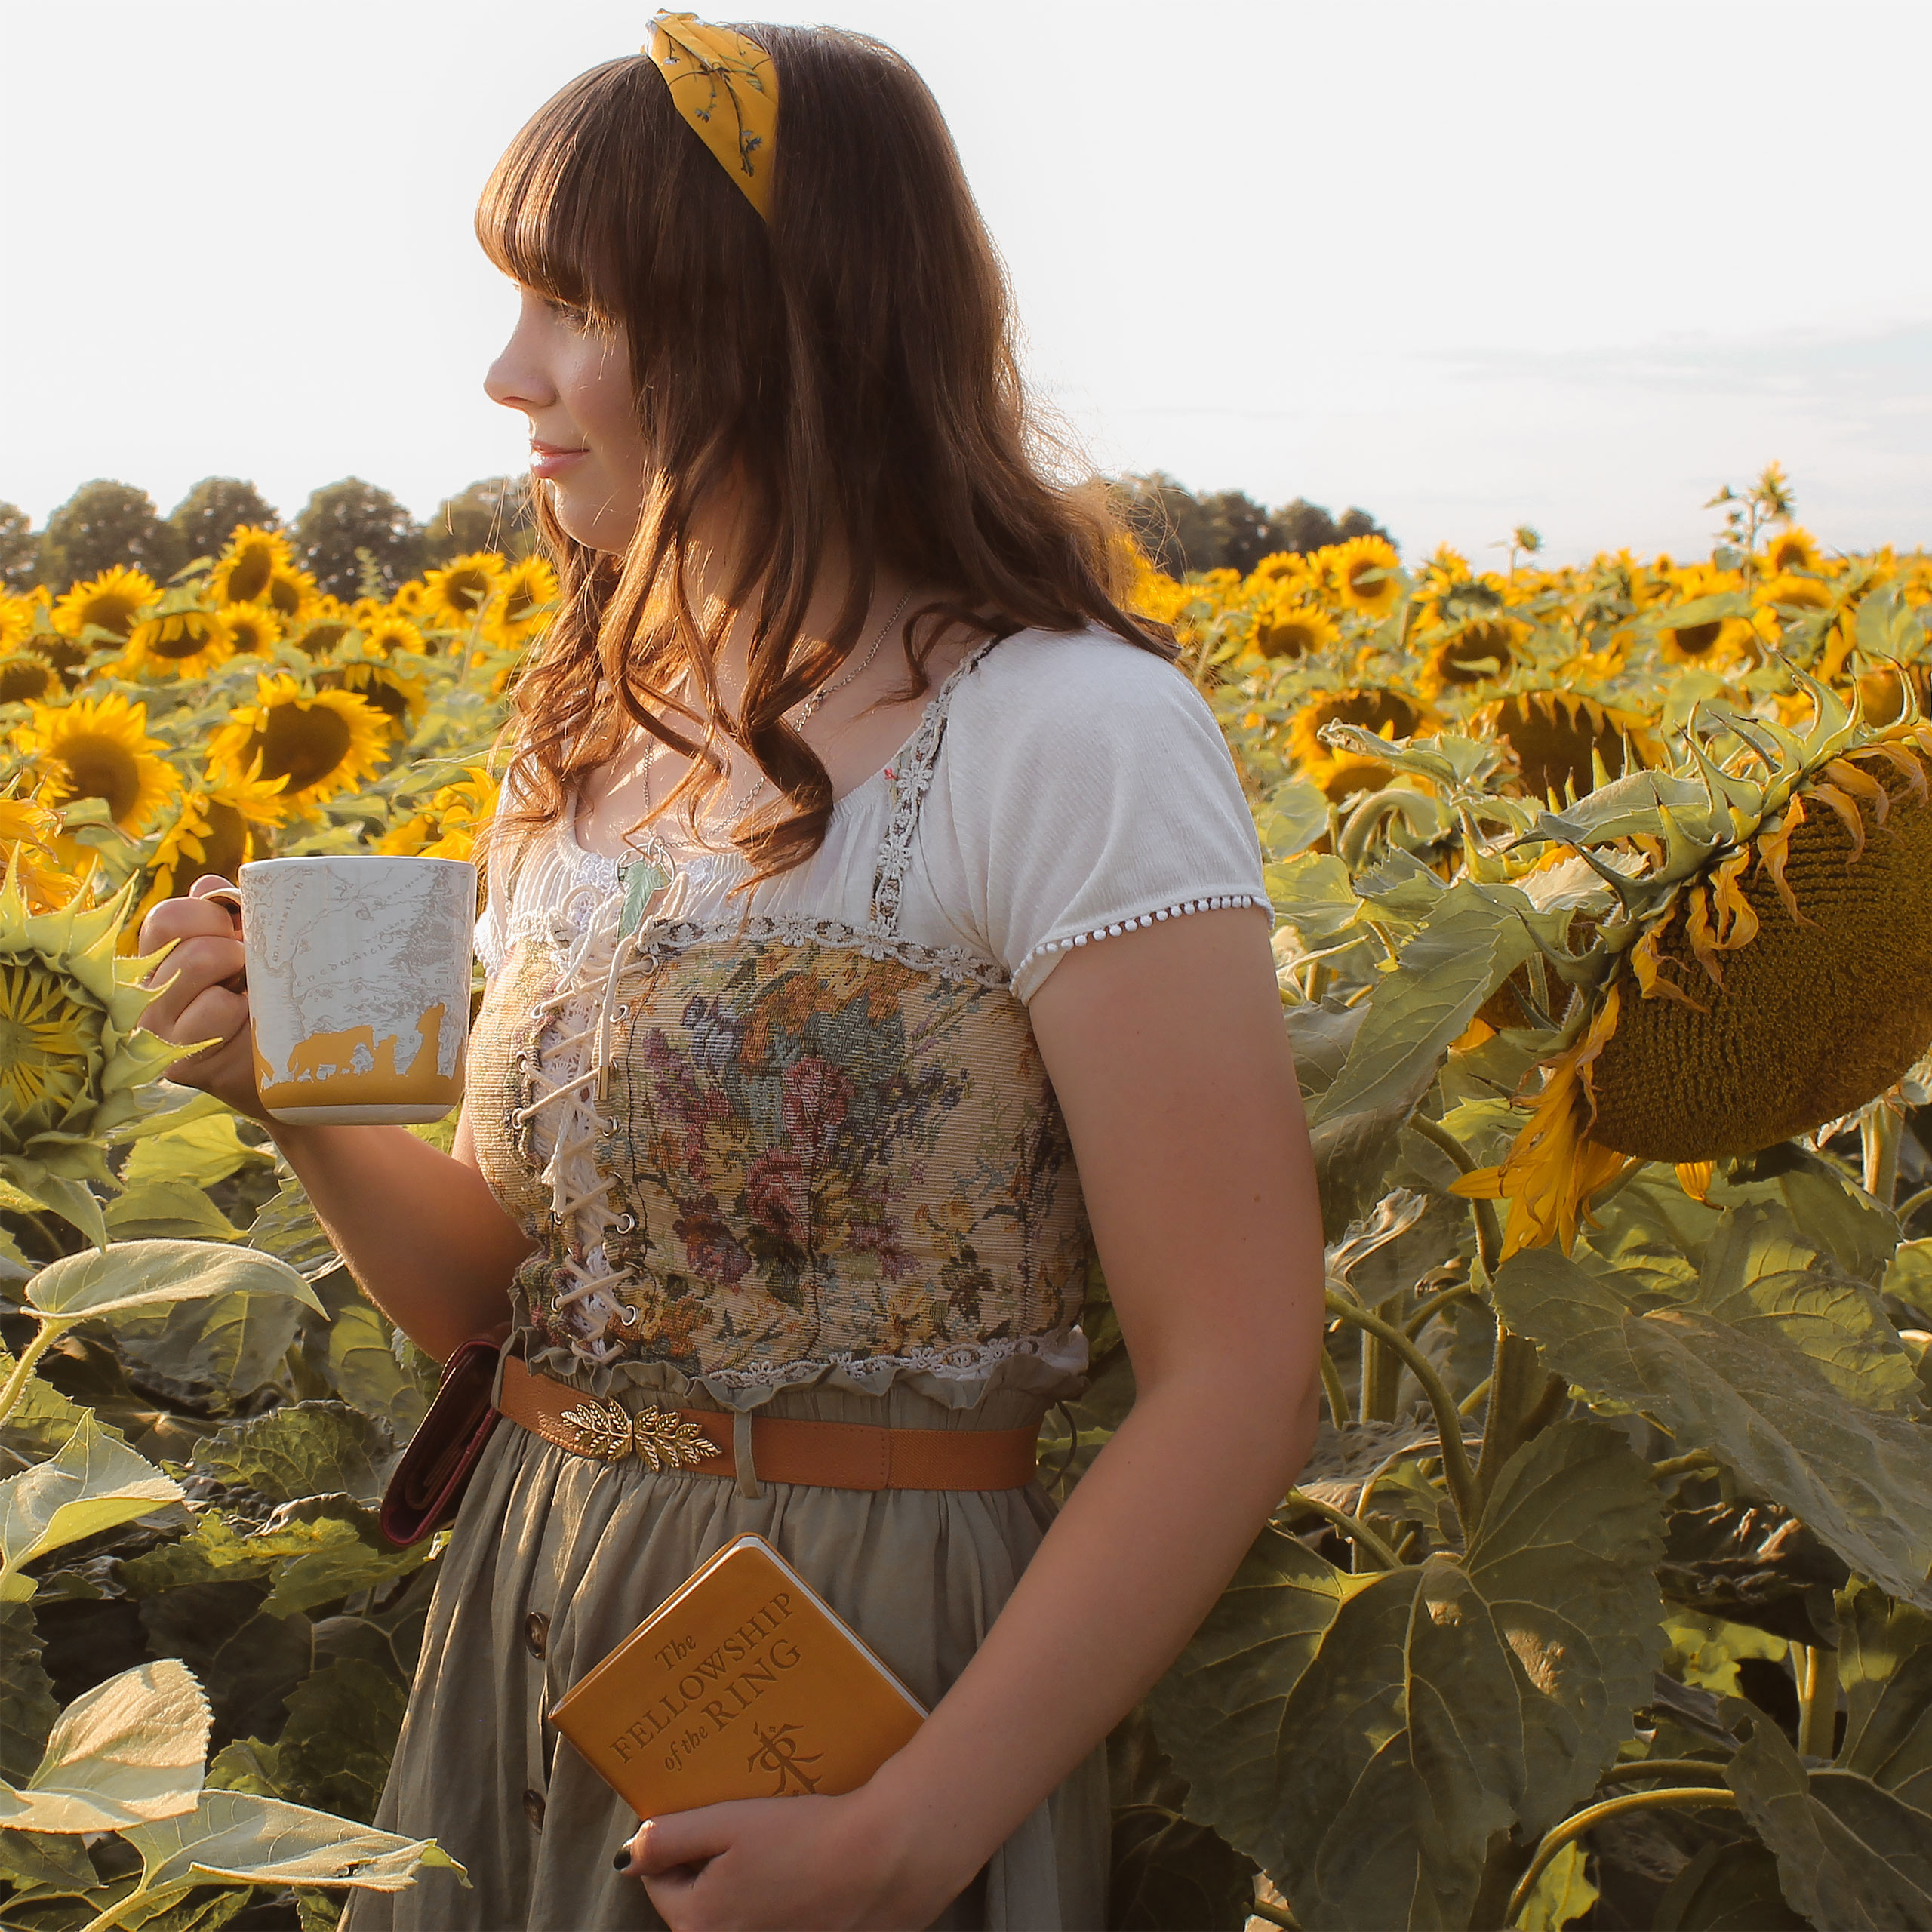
[346,1374,1109,1932]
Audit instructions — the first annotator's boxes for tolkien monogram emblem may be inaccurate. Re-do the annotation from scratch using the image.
[747,1721,823,1795]
[558,1396,721,1470]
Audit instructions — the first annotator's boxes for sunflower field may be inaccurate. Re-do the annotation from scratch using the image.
[7,469,1932,1929]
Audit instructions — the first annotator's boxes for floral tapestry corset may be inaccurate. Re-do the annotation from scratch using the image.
[467,928,1095,1391]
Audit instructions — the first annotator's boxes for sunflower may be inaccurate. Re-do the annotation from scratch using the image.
[1329,535,1404,619]
[48,565,158,645]
[260,561,320,620]
[0,797,82,912]
[1476,691,1663,805]
[324,659,425,734]
[205,525,294,605]
[118,607,235,678]
[1419,619,1522,699]
[1657,567,1758,666]
[390,580,429,618]
[1762,526,1822,575]
[128,771,289,943]
[13,691,178,834]
[1287,688,1437,801]
[286,595,359,661]
[423,552,505,628]
[359,611,427,657]
[0,654,58,705]
[208,673,390,809]
[222,602,283,655]
[1251,599,1339,663]
[378,766,498,862]
[0,595,33,654]
[480,555,560,648]
[1758,571,1832,614]
[0,867,181,1217]
[1456,683,1932,1252]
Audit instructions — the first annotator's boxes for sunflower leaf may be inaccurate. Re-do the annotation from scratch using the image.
[189,1402,393,1506]
[122,1789,467,1896]
[1147,1421,1665,1930]
[25,1238,321,1324]
[2,1659,208,1834]
[0,1415,182,1602]
[1494,1245,1932,1607]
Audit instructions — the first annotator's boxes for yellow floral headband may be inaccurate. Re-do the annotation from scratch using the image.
[643,11,779,221]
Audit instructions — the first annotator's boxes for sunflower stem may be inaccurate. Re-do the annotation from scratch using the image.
[1324,1291,1479,1537]
[1404,1112,1503,1278]
[1505,1791,1740,1925]
[1318,1347,1352,1429]
[0,1317,67,1435]
[1285,1488,1407,1571]
[1476,1328,1559,1500]
[1798,1644,1840,1760]
[1863,1107,1902,1210]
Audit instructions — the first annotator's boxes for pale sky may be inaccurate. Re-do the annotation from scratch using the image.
[5,1,1930,565]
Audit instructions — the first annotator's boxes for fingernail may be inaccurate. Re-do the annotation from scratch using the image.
[612,1845,632,1873]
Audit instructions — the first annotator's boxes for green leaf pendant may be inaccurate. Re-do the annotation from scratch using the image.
[617,859,669,939]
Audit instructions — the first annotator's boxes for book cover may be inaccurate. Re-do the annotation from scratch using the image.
[547,1533,927,1817]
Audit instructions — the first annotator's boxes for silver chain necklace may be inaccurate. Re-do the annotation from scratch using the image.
[615,588,913,934]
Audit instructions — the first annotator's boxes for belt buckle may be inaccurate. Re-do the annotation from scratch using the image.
[558,1395,721,1471]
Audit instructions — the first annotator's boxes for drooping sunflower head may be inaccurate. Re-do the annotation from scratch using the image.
[118,607,235,679]
[1762,526,1823,575]
[1477,691,1663,805]
[206,673,390,810]
[1328,535,1405,619]
[48,566,158,645]
[221,602,283,656]
[1287,687,1437,801]
[205,525,294,606]
[1251,599,1340,663]
[0,866,182,1182]
[423,552,505,628]
[12,691,179,834]
[1418,618,1523,700]
[1457,676,1932,1253]
[0,654,58,706]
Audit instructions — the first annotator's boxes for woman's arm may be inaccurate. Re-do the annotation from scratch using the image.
[625,906,1324,1930]
[138,880,535,1361]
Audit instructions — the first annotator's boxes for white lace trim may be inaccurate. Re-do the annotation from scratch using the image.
[700,1329,1091,1390]
[1015,892,1269,978]
[869,638,1003,934]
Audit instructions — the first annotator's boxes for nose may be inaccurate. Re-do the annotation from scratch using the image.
[484,306,558,417]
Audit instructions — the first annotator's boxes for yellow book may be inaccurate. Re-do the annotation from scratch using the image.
[547,1533,927,1817]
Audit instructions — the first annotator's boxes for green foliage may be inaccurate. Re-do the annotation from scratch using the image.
[421,475,537,568]
[167,480,281,568]
[1112,470,1392,577]
[0,502,38,595]
[290,479,425,601]
[37,479,188,589]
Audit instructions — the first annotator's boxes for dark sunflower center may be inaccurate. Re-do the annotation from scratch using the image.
[1671,620,1723,656]
[57,732,141,823]
[252,704,352,792]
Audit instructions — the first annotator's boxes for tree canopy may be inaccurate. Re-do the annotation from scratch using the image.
[168,478,281,568]
[35,481,186,590]
[1113,472,1393,577]
[291,478,426,600]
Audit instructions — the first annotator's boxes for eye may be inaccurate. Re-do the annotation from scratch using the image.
[545,297,593,330]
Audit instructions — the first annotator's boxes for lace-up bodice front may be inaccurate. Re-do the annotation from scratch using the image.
[464,629,1271,1405]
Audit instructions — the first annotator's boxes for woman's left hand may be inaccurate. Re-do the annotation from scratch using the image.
[617,1787,962,1932]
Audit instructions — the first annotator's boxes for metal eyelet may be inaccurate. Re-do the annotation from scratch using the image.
[614,1212,637,1234]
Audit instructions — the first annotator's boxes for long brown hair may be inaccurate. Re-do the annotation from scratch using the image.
[475,22,1172,883]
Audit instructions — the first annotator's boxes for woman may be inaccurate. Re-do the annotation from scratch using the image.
[139,15,1325,1930]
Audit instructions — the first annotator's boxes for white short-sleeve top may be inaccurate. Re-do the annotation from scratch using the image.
[476,624,1269,998]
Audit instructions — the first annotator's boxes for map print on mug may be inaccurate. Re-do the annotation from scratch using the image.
[239,855,477,1125]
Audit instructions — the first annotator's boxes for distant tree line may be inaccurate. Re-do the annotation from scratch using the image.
[1111,471,1393,577]
[0,468,1391,601]
[0,475,540,601]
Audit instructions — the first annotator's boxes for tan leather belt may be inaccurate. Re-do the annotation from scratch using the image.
[496,1357,1041,1491]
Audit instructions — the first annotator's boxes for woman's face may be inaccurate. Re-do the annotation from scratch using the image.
[484,285,651,554]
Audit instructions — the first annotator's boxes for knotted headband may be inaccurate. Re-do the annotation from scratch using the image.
[643,11,779,221]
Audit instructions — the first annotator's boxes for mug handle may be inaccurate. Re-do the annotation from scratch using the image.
[195,882,248,995]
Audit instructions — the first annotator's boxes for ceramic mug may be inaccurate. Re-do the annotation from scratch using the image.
[229,854,478,1126]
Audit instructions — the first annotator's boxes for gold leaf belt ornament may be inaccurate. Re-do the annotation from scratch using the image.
[558,1395,722,1470]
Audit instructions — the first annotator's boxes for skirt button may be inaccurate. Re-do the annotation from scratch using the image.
[523,1788,546,1830]
[525,1611,550,1660]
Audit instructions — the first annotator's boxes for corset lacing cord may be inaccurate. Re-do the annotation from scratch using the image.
[515,883,651,1366]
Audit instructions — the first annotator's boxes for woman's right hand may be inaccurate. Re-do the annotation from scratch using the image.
[137,874,268,1123]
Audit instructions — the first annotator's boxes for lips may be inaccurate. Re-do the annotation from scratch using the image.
[530,443,589,478]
